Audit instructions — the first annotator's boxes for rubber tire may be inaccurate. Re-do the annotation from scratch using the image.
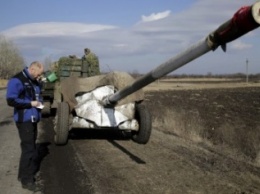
[131,103,152,144]
[54,102,70,145]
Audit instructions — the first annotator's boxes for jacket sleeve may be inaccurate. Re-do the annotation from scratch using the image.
[6,78,32,109]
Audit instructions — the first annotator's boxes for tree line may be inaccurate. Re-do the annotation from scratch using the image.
[0,34,24,79]
[129,70,260,80]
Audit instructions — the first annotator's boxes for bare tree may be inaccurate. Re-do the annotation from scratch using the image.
[0,34,25,79]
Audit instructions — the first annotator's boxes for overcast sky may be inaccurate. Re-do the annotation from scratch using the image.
[1,0,260,75]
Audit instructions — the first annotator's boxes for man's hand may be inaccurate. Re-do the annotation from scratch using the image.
[31,101,41,107]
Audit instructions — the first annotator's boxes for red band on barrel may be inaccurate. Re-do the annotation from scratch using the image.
[233,6,259,32]
[216,5,259,43]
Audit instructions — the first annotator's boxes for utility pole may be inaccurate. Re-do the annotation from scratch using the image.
[246,58,249,84]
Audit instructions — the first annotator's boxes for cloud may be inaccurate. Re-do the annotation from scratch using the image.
[3,22,118,38]
[1,0,259,74]
[230,40,252,50]
[141,10,171,22]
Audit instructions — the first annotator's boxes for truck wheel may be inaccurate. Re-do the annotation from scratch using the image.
[131,103,152,144]
[54,102,70,145]
[41,101,51,115]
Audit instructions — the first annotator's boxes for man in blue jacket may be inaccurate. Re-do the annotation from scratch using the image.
[6,61,44,192]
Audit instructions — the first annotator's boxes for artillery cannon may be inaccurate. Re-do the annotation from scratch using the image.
[54,2,260,145]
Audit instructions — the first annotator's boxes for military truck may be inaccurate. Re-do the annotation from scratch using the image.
[41,48,100,115]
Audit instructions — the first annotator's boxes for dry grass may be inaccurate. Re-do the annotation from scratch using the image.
[0,79,7,88]
[153,105,204,143]
[161,77,242,82]
[143,78,260,91]
[213,123,260,155]
[152,105,260,163]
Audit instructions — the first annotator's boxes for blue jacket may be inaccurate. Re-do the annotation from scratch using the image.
[6,68,42,123]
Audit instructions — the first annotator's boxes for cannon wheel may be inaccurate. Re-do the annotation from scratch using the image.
[54,102,70,145]
[131,103,152,144]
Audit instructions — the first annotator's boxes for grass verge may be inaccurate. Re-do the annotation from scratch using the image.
[152,104,260,164]
[0,79,7,88]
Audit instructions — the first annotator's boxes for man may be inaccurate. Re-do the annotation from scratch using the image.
[82,48,100,76]
[6,61,44,192]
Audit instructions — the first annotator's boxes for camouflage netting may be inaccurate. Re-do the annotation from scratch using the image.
[82,52,100,76]
[60,71,145,110]
[49,48,100,79]
[58,56,82,72]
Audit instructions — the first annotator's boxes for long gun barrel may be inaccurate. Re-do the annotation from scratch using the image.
[103,1,260,106]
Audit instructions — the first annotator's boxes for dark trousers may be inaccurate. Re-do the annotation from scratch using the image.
[16,122,39,184]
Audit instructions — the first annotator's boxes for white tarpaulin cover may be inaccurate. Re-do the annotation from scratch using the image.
[72,85,139,129]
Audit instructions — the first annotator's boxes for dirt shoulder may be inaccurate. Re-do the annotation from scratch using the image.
[38,82,260,194]
[70,128,260,194]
